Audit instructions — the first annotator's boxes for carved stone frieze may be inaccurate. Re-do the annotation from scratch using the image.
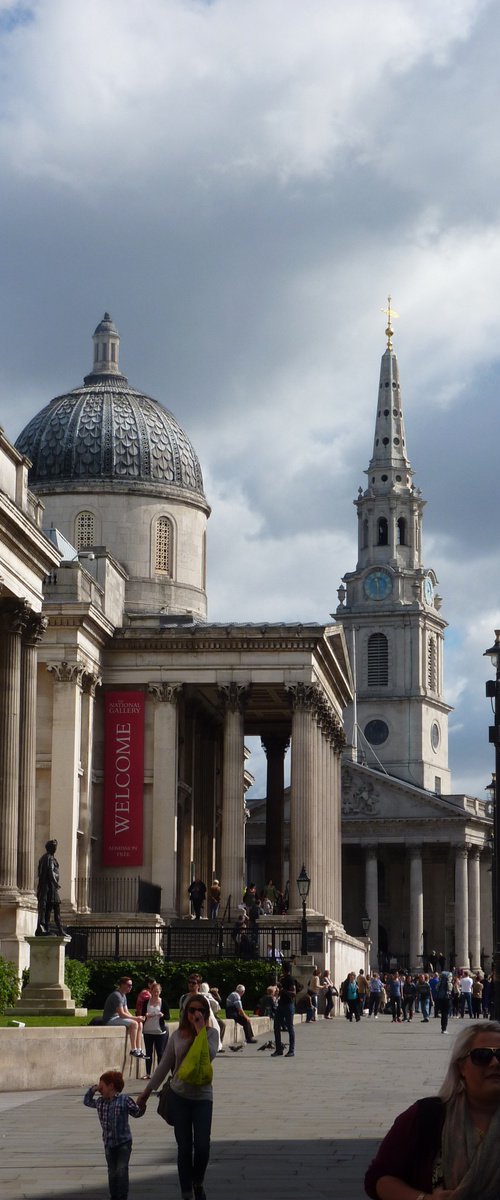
[148,682,183,705]
[218,682,250,713]
[342,772,380,816]
[47,660,86,686]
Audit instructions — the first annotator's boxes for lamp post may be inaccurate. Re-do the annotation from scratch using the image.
[484,631,500,1020]
[361,912,371,937]
[297,864,311,956]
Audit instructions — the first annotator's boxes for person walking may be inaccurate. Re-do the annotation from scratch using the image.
[272,962,301,1056]
[307,967,323,1020]
[460,970,474,1018]
[209,880,220,920]
[402,975,416,1022]
[388,972,402,1023]
[436,969,453,1033]
[84,1070,144,1200]
[344,972,360,1022]
[138,994,218,1200]
[472,973,483,1019]
[142,981,169,1078]
[356,969,370,1016]
[188,878,206,920]
[368,972,383,1018]
[417,972,432,1022]
[320,970,338,1019]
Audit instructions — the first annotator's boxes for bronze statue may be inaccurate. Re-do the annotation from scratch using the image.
[35,839,66,936]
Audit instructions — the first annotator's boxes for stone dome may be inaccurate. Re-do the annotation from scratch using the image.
[15,314,207,503]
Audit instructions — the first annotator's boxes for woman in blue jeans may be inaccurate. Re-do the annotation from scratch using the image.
[139,994,218,1200]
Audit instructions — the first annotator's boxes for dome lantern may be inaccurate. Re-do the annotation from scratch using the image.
[86,312,122,381]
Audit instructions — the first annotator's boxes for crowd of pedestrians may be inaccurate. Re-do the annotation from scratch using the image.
[339,967,494,1032]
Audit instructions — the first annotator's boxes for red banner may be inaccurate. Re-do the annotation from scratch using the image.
[103,692,144,866]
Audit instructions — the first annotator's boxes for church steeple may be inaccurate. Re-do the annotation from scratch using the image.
[335,310,451,792]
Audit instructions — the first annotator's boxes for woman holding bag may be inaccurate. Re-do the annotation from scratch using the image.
[138,993,218,1200]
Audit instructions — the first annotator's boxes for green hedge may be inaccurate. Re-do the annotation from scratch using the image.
[85,957,277,1010]
[0,957,21,1014]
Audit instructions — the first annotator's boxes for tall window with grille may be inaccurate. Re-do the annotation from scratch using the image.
[367,632,389,686]
[75,511,96,549]
[155,515,173,575]
[428,636,437,691]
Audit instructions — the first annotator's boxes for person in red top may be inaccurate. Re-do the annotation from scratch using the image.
[135,977,155,1017]
[365,1021,500,1200]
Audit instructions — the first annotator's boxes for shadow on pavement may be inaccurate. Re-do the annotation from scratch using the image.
[18,1136,379,1200]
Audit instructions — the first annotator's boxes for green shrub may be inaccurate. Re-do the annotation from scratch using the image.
[85,957,276,1010]
[0,957,21,1013]
[64,959,91,1007]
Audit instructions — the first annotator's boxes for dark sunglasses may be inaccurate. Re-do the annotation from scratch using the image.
[465,1047,500,1066]
[187,1007,205,1014]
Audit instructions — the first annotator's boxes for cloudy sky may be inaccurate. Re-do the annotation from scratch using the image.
[1,0,499,799]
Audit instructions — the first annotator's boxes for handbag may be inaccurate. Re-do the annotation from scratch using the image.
[177,1027,213,1086]
[157,1076,174,1125]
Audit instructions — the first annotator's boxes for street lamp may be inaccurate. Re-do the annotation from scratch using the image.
[484,630,500,1019]
[361,912,371,936]
[297,864,311,956]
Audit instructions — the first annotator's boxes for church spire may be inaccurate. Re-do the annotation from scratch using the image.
[366,300,413,495]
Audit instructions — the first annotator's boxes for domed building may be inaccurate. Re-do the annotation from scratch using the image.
[0,314,357,976]
[16,315,209,618]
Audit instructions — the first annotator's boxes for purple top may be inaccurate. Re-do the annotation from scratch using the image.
[364,1097,445,1198]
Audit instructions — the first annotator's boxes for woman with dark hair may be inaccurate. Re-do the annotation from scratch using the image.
[138,993,218,1200]
[365,1020,500,1199]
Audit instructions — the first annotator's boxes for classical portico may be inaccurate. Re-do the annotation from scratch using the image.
[342,761,492,971]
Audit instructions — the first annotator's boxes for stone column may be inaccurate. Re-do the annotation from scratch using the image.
[409,846,424,972]
[287,683,317,913]
[18,612,48,894]
[219,684,249,915]
[148,683,181,914]
[261,734,289,892]
[365,845,379,967]
[76,671,101,911]
[47,661,84,909]
[0,599,28,895]
[455,844,469,970]
[468,845,481,971]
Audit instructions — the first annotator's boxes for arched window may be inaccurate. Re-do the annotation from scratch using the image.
[397,517,407,545]
[155,515,173,575]
[377,517,388,546]
[362,519,369,549]
[367,633,389,686]
[428,637,437,691]
[75,511,96,549]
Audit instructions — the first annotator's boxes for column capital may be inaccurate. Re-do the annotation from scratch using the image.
[81,670,102,697]
[148,682,183,705]
[365,843,378,860]
[285,682,318,711]
[218,682,250,713]
[261,733,290,758]
[47,660,85,686]
[23,611,48,646]
[468,844,481,861]
[455,843,469,860]
[0,597,31,636]
[409,844,423,860]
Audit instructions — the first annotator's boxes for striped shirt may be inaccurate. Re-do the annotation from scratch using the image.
[83,1087,144,1148]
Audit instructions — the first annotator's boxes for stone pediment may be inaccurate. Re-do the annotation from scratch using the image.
[341,762,462,822]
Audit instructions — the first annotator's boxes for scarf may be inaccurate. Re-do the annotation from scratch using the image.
[441,1090,500,1199]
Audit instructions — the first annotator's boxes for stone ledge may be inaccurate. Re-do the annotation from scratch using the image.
[0,1014,306,1091]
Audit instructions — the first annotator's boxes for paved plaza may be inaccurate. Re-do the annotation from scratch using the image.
[0,1014,460,1200]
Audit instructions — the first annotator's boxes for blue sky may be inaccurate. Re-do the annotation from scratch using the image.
[0,0,499,797]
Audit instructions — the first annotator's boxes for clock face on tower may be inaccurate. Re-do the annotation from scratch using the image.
[424,576,433,605]
[363,569,393,601]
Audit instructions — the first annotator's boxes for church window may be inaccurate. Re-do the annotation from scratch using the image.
[382,437,389,445]
[431,722,440,751]
[367,634,389,686]
[155,515,173,574]
[75,511,96,549]
[362,519,369,548]
[393,437,400,445]
[396,475,401,482]
[384,408,389,415]
[393,409,398,416]
[377,517,388,545]
[364,718,389,745]
[428,637,437,691]
[435,777,441,794]
[381,474,388,482]
[397,517,407,545]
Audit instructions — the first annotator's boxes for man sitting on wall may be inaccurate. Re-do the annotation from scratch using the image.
[102,976,145,1058]
[225,984,257,1043]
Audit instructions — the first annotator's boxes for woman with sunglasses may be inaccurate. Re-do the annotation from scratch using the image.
[138,994,218,1200]
[365,1021,500,1200]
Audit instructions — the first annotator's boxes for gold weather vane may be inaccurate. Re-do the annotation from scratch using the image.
[381,296,399,350]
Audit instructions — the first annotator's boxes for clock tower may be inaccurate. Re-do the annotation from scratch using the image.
[336,308,451,792]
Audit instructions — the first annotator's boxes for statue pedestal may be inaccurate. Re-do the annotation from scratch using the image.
[7,936,77,1016]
